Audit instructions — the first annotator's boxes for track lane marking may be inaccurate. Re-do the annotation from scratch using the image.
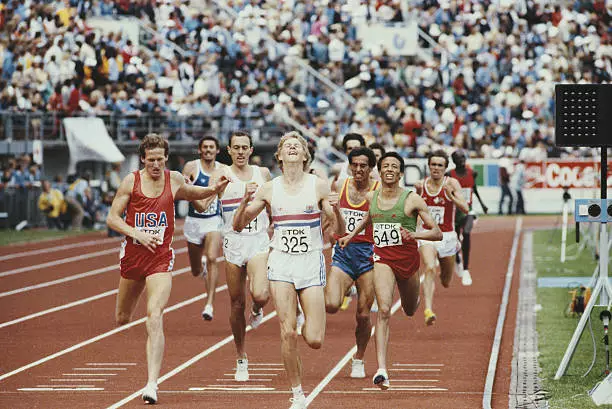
[0,284,228,382]
[0,237,120,262]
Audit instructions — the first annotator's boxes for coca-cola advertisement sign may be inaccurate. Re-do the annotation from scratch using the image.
[524,161,612,189]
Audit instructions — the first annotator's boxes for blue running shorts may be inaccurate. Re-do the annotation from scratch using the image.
[331,242,374,281]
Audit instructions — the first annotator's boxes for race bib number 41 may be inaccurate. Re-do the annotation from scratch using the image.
[277,227,311,254]
[373,223,402,248]
[134,226,166,245]
[341,209,366,236]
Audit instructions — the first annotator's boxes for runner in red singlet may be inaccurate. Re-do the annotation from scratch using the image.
[415,149,469,326]
[106,134,229,405]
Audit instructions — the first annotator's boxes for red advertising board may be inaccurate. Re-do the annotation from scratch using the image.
[524,160,612,189]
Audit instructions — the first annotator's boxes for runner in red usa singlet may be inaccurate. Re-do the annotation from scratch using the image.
[120,169,175,280]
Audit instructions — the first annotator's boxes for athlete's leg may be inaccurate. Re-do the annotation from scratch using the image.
[270,281,302,388]
[187,241,205,277]
[246,252,270,313]
[354,269,375,360]
[203,231,222,309]
[372,262,396,373]
[325,265,354,313]
[115,277,146,325]
[226,261,247,358]
[298,285,326,349]
[439,255,455,288]
[144,272,172,387]
[462,215,475,269]
[420,244,438,312]
[397,272,421,316]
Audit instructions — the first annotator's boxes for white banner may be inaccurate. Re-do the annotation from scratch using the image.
[356,22,418,56]
[63,117,125,174]
[32,140,43,166]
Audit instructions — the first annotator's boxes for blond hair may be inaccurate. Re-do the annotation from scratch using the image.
[274,131,311,171]
[139,133,169,159]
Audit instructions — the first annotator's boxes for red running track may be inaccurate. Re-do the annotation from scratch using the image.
[0,216,555,408]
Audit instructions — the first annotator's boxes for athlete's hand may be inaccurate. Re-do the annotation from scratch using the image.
[133,230,160,253]
[214,175,230,194]
[443,183,455,199]
[184,175,192,184]
[328,192,339,208]
[337,234,352,249]
[400,227,416,242]
[243,182,258,200]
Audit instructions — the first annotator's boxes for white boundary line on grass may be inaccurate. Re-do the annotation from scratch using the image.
[0,284,228,383]
[106,310,278,408]
[483,216,522,409]
[305,299,402,407]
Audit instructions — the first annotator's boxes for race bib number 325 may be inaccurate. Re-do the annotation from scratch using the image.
[278,227,311,254]
[373,223,402,248]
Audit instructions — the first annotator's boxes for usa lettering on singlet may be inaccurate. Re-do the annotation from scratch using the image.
[270,174,323,254]
[187,161,221,218]
[220,165,269,235]
[420,176,455,232]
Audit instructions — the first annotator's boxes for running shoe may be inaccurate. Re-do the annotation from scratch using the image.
[202,304,214,321]
[142,383,158,404]
[249,307,264,329]
[461,270,473,286]
[424,308,436,326]
[234,358,249,382]
[372,368,390,390]
[289,394,307,409]
[340,296,352,311]
[371,298,379,313]
[350,358,366,379]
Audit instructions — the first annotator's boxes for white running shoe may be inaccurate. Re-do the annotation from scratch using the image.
[142,383,158,404]
[202,304,214,321]
[350,358,366,378]
[249,307,264,329]
[461,270,473,286]
[289,394,307,409]
[234,358,249,381]
[296,310,305,336]
[373,368,390,390]
[455,261,463,278]
[370,298,379,313]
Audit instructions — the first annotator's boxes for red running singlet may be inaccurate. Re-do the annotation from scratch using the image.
[450,167,475,207]
[120,169,176,280]
[420,176,455,233]
[335,178,379,243]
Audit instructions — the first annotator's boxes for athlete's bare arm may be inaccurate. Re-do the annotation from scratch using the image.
[414,180,424,195]
[405,194,442,242]
[444,177,470,214]
[191,166,229,213]
[106,173,160,253]
[172,171,229,202]
[472,171,488,214]
[317,177,343,236]
[337,191,373,248]
[233,180,271,232]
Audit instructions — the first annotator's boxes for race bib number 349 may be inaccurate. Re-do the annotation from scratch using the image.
[278,227,311,254]
[373,223,402,248]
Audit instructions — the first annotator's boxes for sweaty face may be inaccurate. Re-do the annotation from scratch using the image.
[142,147,167,179]
[349,155,372,183]
[428,156,447,180]
[379,157,402,185]
[228,135,252,166]
[199,141,218,161]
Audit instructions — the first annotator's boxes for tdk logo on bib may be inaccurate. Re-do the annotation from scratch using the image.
[135,212,168,227]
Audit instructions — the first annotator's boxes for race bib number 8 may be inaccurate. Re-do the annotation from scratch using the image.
[341,209,366,236]
[134,226,166,245]
[428,206,445,225]
[278,227,311,254]
[373,223,402,248]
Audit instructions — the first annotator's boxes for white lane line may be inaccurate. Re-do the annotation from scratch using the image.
[205,384,269,388]
[51,379,107,382]
[392,363,444,367]
[86,363,136,366]
[0,238,120,262]
[0,266,191,328]
[223,373,278,376]
[215,378,272,382]
[62,373,117,376]
[242,368,284,371]
[390,379,439,383]
[0,284,228,382]
[304,299,402,407]
[72,368,127,371]
[37,385,96,388]
[0,237,186,278]
[189,387,275,391]
[389,368,441,372]
[0,248,188,299]
[361,387,448,392]
[247,363,283,366]
[106,310,278,408]
[18,387,105,391]
[483,216,522,409]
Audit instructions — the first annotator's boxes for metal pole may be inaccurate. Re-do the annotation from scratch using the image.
[600,147,609,305]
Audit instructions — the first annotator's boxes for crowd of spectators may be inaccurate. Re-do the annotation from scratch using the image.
[0,0,611,161]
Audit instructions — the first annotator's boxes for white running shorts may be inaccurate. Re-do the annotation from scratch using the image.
[267,249,326,290]
[183,215,223,245]
[418,231,460,258]
[223,231,270,267]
